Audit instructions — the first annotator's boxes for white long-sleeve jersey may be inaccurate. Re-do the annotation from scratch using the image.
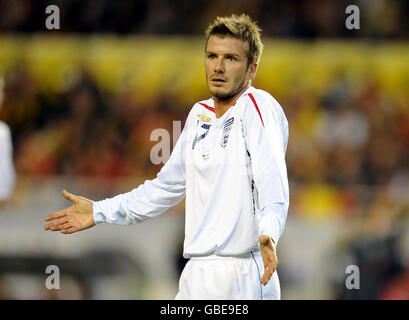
[0,121,15,201]
[93,86,289,258]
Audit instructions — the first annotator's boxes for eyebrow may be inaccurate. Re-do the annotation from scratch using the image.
[206,51,241,57]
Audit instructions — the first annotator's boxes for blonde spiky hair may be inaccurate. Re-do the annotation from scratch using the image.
[205,13,264,66]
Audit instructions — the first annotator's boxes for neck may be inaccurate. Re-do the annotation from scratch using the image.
[213,83,250,118]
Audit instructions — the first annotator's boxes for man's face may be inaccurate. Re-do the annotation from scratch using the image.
[205,34,256,100]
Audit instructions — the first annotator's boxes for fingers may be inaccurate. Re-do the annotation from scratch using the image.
[44,208,67,222]
[44,216,77,234]
[60,226,77,234]
[62,189,79,204]
[260,251,277,286]
[44,216,68,231]
[261,263,274,286]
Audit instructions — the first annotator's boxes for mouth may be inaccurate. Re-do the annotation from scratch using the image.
[211,78,226,85]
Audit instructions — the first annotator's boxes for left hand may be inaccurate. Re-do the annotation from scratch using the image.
[259,235,278,286]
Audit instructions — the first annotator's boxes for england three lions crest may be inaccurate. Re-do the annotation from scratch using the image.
[220,117,234,148]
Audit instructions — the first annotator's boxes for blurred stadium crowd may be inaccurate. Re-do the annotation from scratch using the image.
[0,0,408,38]
[1,40,408,203]
[0,0,408,299]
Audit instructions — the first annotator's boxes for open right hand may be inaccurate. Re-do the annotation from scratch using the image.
[44,190,95,234]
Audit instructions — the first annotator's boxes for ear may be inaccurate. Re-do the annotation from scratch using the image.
[247,63,258,81]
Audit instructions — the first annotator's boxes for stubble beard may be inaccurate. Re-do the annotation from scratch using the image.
[210,77,248,101]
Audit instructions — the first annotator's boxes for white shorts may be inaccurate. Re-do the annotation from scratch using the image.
[175,251,280,300]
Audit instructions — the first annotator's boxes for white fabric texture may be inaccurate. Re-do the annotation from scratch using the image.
[0,121,15,200]
[175,251,280,300]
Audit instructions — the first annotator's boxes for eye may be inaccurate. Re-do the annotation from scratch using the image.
[208,54,216,59]
[227,56,237,62]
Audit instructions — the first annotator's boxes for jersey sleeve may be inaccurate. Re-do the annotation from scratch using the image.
[92,121,187,225]
[0,123,16,200]
[243,93,289,244]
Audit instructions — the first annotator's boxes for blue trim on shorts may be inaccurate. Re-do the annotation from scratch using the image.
[251,251,263,300]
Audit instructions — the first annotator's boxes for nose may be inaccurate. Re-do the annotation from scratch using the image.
[214,57,224,74]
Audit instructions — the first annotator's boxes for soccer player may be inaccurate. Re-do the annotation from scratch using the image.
[0,75,16,205]
[44,14,289,300]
